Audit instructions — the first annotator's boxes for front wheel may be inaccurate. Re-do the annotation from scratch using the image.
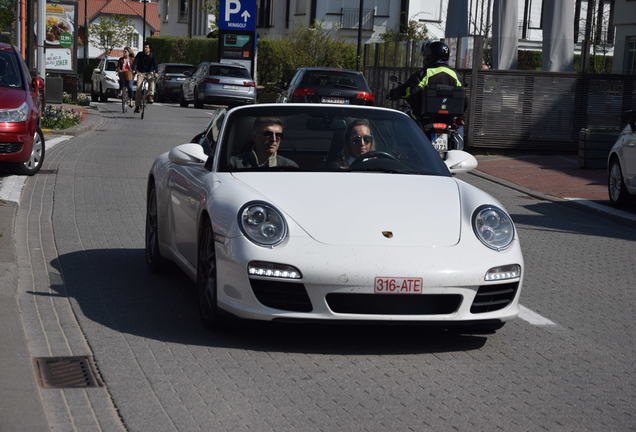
[14,127,45,175]
[196,221,224,330]
[608,158,631,206]
[145,183,165,272]
[179,91,189,107]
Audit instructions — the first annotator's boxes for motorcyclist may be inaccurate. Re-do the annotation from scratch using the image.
[389,40,465,149]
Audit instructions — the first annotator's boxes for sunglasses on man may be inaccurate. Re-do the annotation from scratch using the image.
[351,135,373,145]
[263,130,284,140]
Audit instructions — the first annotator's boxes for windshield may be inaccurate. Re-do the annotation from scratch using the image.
[105,60,117,71]
[301,70,367,90]
[0,50,24,89]
[165,65,193,74]
[218,105,450,176]
[208,66,251,79]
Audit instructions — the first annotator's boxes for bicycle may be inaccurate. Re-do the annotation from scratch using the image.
[136,73,155,120]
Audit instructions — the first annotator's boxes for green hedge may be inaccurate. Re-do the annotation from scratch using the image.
[517,50,613,73]
[146,37,218,65]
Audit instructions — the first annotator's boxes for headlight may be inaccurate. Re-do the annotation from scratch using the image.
[472,205,514,250]
[238,201,288,247]
[0,102,29,122]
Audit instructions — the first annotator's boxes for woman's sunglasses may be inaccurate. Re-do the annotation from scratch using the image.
[263,130,284,140]
[351,135,373,145]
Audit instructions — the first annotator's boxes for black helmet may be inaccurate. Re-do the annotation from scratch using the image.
[421,41,450,67]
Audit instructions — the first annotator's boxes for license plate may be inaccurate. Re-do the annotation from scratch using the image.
[223,84,240,90]
[374,277,423,294]
[432,134,448,152]
[176,77,186,81]
[321,97,348,104]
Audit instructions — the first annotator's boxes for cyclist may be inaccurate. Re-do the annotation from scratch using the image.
[389,40,465,148]
[133,41,158,113]
[116,47,134,106]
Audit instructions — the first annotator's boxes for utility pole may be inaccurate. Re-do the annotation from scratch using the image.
[37,0,46,79]
[142,0,147,43]
[356,0,363,71]
[16,0,21,54]
[84,0,88,91]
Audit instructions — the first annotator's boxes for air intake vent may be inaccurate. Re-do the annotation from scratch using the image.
[326,294,462,315]
[250,279,312,312]
[33,356,103,388]
[0,142,23,154]
[471,282,519,313]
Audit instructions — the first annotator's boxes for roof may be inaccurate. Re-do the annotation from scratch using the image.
[78,0,159,31]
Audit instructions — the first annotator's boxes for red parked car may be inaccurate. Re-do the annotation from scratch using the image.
[0,43,45,175]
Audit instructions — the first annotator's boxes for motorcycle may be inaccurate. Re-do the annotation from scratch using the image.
[388,76,465,157]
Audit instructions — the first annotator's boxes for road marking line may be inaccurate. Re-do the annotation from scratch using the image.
[562,197,636,223]
[519,305,557,326]
[0,136,72,203]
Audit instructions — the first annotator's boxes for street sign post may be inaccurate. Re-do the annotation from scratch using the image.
[218,0,257,79]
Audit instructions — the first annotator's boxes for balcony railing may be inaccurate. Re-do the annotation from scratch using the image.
[341,8,374,31]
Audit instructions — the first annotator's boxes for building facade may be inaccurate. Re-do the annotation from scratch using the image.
[612,0,636,73]
[158,0,210,37]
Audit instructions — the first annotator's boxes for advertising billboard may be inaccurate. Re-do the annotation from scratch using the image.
[45,1,77,73]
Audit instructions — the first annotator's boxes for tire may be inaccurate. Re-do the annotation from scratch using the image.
[608,158,631,206]
[194,88,203,109]
[180,91,188,108]
[14,127,45,176]
[99,84,108,102]
[196,219,224,330]
[145,182,166,272]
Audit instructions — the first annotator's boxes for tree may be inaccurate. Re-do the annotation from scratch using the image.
[0,0,16,43]
[89,15,135,57]
[380,20,428,42]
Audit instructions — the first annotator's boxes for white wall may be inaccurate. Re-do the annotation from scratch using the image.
[158,0,210,37]
[78,15,147,59]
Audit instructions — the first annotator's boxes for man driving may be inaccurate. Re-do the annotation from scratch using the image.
[229,117,298,169]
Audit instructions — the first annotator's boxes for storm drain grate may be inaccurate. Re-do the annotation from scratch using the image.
[33,356,103,388]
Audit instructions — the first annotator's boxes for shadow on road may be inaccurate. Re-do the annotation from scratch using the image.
[511,201,636,238]
[45,248,488,354]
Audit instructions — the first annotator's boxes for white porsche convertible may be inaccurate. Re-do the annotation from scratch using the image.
[146,104,524,332]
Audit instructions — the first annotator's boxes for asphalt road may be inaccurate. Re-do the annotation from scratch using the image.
[12,101,636,432]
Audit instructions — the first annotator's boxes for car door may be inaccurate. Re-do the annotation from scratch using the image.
[187,64,205,100]
[93,59,104,90]
[168,111,224,268]
[623,124,636,189]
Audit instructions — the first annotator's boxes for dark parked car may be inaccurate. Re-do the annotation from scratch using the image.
[280,67,374,105]
[156,63,194,102]
[180,62,256,108]
[0,42,45,175]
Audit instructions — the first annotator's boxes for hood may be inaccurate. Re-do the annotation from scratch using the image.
[0,87,27,109]
[232,172,461,247]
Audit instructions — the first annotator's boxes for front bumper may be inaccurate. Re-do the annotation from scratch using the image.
[214,236,523,323]
[0,122,33,163]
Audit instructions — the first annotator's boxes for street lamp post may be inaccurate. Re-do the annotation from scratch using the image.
[142,0,147,43]
[356,0,363,71]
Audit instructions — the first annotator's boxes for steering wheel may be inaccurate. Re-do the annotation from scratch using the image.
[350,151,397,169]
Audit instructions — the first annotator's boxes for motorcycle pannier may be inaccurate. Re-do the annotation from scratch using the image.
[417,85,465,117]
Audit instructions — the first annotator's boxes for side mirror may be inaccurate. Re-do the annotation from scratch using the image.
[183,70,192,77]
[32,77,45,90]
[444,150,478,174]
[93,68,101,74]
[168,143,208,166]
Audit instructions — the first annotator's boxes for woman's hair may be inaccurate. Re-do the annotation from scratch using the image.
[124,47,134,57]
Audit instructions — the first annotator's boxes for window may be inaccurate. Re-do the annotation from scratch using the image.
[179,0,188,22]
[257,0,274,27]
[295,0,306,15]
[126,33,139,49]
[162,0,169,22]
[625,37,636,74]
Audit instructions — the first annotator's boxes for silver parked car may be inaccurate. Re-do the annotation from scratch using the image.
[608,110,636,206]
[180,62,256,108]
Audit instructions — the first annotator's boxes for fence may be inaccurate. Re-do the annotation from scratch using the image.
[363,42,636,152]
